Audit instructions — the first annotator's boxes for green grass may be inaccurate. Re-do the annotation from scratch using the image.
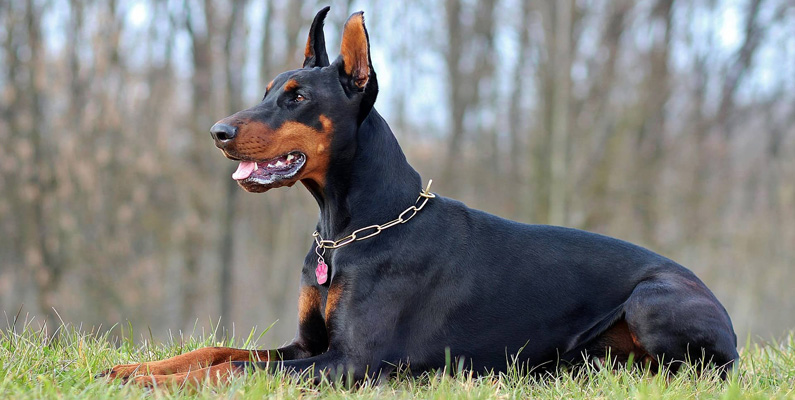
[1,318,793,399]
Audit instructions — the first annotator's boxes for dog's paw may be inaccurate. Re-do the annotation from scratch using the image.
[129,363,237,389]
[97,363,144,382]
[131,374,174,388]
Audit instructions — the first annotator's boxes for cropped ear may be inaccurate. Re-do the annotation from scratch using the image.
[303,6,331,68]
[338,11,371,90]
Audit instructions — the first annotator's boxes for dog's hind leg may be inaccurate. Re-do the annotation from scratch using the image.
[623,270,739,378]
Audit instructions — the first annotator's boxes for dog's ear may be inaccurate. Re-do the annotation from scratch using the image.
[338,12,372,91]
[303,6,331,68]
[337,11,378,124]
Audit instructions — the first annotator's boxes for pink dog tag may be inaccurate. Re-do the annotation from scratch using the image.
[316,260,328,285]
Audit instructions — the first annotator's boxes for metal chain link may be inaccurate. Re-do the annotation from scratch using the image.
[313,180,436,250]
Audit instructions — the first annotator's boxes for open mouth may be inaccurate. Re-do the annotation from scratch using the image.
[231,151,306,186]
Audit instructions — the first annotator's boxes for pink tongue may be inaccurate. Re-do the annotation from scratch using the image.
[232,161,257,180]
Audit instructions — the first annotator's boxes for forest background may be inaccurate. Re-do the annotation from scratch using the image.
[1,0,793,348]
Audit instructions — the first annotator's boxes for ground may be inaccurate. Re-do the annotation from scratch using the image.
[1,320,793,399]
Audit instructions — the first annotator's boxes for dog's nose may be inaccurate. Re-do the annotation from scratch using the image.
[210,123,237,143]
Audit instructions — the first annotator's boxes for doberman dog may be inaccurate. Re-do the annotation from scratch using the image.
[102,8,738,387]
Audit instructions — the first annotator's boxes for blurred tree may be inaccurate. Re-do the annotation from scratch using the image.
[0,0,793,344]
[442,0,497,194]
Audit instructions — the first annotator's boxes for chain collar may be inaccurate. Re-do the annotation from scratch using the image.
[312,179,436,251]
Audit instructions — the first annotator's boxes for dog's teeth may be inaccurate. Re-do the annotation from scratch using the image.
[267,163,275,168]
[275,160,285,167]
[287,154,294,162]
[253,163,259,171]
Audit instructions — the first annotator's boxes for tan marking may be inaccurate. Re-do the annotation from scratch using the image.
[132,361,237,388]
[630,330,644,349]
[266,80,274,92]
[319,115,332,131]
[298,286,322,324]
[340,13,369,88]
[598,320,639,356]
[104,347,268,379]
[304,34,312,59]
[593,319,651,366]
[283,79,300,92]
[221,115,334,190]
[325,282,344,321]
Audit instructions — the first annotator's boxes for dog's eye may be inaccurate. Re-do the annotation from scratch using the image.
[293,94,305,103]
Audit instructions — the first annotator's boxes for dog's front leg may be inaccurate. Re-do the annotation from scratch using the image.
[234,279,403,385]
[102,284,328,382]
[237,348,374,385]
[99,343,310,382]
[130,349,356,388]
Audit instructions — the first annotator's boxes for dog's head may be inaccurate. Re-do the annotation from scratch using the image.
[210,7,377,193]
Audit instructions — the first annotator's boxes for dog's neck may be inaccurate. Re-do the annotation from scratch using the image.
[307,109,422,241]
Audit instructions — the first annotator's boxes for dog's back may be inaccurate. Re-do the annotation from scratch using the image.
[339,195,737,373]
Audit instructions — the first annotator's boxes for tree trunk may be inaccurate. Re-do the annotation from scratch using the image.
[548,0,572,227]
[218,0,248,336]
[634,0,674,247]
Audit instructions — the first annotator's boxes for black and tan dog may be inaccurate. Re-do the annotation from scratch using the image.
[102,8,738,387]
